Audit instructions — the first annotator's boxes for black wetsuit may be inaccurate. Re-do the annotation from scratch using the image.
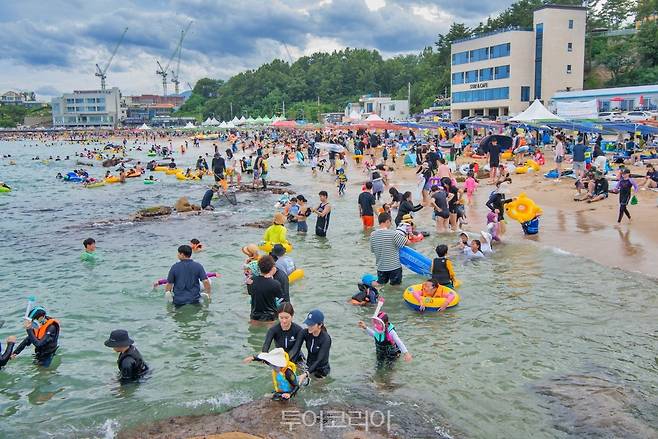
[486,193,513,221]
[315,203,331,237]
[247,276,283,321]
[395,200,423,225]
[272,268,290,303]
[14,320,59,366]
[118,345,149,382]
[289,328,331,378]
[261,322,305,363]
[0,341,15,369]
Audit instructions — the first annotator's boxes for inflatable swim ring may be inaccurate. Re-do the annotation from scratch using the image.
[154,166,169,172]
[505,192,543,223]
[352,154,364,160]
[175,172,201,181]
[408,233,424,243]
[403,284,460,312]
[165,168,181,175]
[143,179,156,185]
[459,164,471,175]
[515,166,528,174]
[104,176,121,183]
[288,268,304,283]
[258,241,293,254]
[147,152,156,157]
[0,186,11,193]
[525,159,540,171]
[84,181,105,188]
[501,151,513,161]
[126,170,142,178]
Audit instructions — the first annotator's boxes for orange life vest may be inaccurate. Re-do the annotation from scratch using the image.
[34,319,59,340]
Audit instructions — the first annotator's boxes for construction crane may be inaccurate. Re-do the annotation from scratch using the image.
[95,27,128,91]
[156,22,191,96]
[170,21,193,95]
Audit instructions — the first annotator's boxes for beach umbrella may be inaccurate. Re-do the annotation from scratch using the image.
[271,120,297,128]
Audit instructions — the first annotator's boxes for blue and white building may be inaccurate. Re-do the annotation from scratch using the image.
[450,4,587,120]
[550,84,658,112]
[51,87,125,128]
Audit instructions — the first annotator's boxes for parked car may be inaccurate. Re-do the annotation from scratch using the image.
[624,110,653,121]
[598,111,628,122]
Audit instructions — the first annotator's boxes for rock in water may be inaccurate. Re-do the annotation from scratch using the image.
[175,197,201,213]
[133,206,173,220]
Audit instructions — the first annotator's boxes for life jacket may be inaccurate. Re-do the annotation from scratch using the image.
[271,353,297,393]
[431,257,451,285]
[373,324,400,360]
[34,319,59,340]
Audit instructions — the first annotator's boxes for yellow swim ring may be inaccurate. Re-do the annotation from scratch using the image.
[515,166,528,174]
[403,284,460,312]
[154,166,169,172]
[525,159,540,171]
[501,151,513,161]
[104,176,121,183]
[165,168,181,175]
[505,192,543,223]
[258,241,293,253]
[288,268,304,283]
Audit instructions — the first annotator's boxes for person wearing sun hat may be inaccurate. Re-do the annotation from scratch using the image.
[241,243,261,264]
[247,347,301,400]
[104,329,149,383]
[262,212,289,246]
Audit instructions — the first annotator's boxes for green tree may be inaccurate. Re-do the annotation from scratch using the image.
[635,20,658,65]
[598,37,636,83]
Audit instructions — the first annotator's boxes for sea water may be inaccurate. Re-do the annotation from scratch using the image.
[0,140,656,438]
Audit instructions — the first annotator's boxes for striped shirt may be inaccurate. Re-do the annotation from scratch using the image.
[370,228,407,272]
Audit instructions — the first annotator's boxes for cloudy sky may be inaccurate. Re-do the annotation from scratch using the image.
[0,0,516,99]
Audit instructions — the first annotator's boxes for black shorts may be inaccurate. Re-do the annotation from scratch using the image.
[377,267,403,285]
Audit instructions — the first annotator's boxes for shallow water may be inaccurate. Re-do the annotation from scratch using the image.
[1,140,657,438]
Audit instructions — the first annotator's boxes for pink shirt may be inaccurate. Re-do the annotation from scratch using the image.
[464,177,478,192]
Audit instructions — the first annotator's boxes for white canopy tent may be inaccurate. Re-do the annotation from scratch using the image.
[184,122,195,129]
[201,117,212,126]
[231,116,240,125]
[209,117,220,126]
[225,121,236,128]
[509,99,563,122]
[138,123,151,130]
[219,121,228,128]
[365,113,384,122]
[348,111,361,121]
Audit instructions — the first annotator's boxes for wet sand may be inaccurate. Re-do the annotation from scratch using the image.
[390,160,658,279]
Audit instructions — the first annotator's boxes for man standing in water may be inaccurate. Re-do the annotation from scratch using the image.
[312,191,331,237]
[370,212,407,286]
[165,245,211,306]
[358,182,376,231]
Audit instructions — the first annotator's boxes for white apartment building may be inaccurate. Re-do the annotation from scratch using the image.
[345,95,409,120]
[51,87,124,128]
[450,4,587,120]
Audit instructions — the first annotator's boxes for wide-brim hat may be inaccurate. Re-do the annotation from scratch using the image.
[241,244,259,257]
[273,213,286,225]
[401,214,414,225]
[104,329,134,348]
[257,347,287,368]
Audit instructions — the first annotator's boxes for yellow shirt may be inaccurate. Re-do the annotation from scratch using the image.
[262,224,287,244]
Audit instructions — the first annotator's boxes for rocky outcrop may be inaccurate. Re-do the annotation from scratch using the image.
[119,397,428,439]
[132,206,173,221]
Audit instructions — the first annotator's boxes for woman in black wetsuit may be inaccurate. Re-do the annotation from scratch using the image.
[244,303,305,367]
[486,184,513,238]
[395,191,423,226]
[290,309,331,380]
[0,332,16,370]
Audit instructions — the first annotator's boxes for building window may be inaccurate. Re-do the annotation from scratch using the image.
[568,19,574,29]
[469,47,489,62]
[566,64,572,74]
[567,42,573,52]
[452,72,465,84]
[479,67,494,81]
[452,87,509,103]
[490,43,511,59]
[452,51,469,65]
[521,86,530,102]
[534,23,544,100]
[465,70,479,83]
[389,104,395,111]
[494,65,510,79]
